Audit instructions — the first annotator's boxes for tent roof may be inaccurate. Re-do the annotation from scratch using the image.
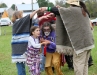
[0,8,8,13]
[16,3,39,11]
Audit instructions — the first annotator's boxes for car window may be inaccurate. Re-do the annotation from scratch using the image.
[1,20,8,22]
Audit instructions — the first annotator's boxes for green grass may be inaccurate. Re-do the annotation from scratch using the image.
[0,26,97,75]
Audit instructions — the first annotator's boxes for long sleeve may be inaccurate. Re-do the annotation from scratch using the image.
[28,36,41,48]
[12,15,32,55]
[47,42,56,49]
[47,32,56,49]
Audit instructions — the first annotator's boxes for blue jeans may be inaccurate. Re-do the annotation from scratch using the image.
[40,55,46,71]
[16,62,26,75]
[40,46,46,71]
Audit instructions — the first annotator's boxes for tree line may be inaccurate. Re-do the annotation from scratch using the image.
[56,0,97,18]
[0,0,97,18]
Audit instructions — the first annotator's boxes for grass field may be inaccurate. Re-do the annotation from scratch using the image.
[0,26,97,75]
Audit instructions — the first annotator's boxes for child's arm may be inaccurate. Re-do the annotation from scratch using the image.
[30,9,41,19]
[30,8,49,19]
[28,37,41,48]
[28,36,47,48]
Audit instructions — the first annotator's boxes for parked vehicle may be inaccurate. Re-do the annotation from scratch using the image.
[91,18,97,26]
[0,18,13,26]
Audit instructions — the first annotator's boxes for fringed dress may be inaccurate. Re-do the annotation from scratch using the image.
[26,36,41,75]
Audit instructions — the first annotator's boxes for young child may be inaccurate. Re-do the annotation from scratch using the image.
[26,26,47,75]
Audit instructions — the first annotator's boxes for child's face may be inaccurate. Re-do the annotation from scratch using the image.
[32,28,40,37]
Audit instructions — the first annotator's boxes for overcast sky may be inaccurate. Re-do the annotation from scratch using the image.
[0,0,55,8]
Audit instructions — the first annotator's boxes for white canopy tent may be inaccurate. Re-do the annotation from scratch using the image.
[0,8,9,36]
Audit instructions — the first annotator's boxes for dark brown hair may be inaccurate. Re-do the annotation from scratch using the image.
[41,22,55,36]
[12,11,23,23]
[30,26,39,35]
[80,1,90,17]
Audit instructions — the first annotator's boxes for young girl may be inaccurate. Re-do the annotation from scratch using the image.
[26,26,47,75]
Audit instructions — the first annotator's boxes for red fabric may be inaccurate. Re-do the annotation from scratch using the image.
[39,12,56,27]
[44,46,47,56]
[60,54,66,66]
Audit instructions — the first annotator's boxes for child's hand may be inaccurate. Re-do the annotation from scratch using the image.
[40,7,47,12]
[40,38,45,43]
[44,40,51,44]
[41,42,48,45]
[47,13,55,17]
[41,15,51,19]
